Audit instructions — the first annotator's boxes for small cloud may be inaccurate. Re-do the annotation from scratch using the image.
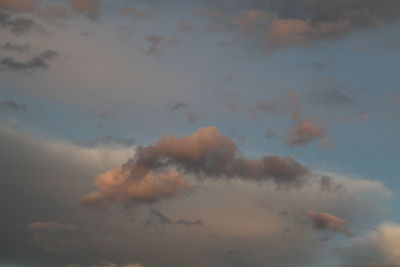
[0,11,45,35]
[69,0,99,20]
[0,100,27,111]
[308,210,353,237]
[0,49,57,73]
[118,6,151,19]
[0,41,31,52]
[144,34,178,57]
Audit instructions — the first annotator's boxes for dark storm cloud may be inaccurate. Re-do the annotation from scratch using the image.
[0,49,57,72]
[0,11,44,34]
[80,126,311,211]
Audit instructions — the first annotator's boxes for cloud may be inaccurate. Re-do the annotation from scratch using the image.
[0,100,27,111]
[145,209,203,230]
[257,93,329,147]
[27,221,81,253]
[308,210,353,237]
[81,126,312,211]
[0,41,31,52]
[36,5,73,21]
[66,261,145,267]
[118,6,151,20]
[144,35,178,57]
[27,221,125,253]
[0,49,57,72]
[76,136,136,148]
[286,119,327,147]
[0,11,44,34]
[196,0,400,50]
[0,0,37,12]
[308,90,353,106]
[80,168,190,211]
[69,0,99,20]
[341,222,400,266]
[177,19,198,31]
[167,101,189,111]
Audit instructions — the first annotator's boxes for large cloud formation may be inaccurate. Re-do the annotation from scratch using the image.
[196,0,400,49]
[81,126,314,211]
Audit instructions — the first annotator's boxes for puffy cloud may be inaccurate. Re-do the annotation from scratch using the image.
[69,0,99,20]
[81,126,312,211]
[0,49,57,72]
[257,93,329,147]
[286,119,326,147]
[0,0,37,12]
[341,222,400,266]
[80,168,190,211]
[308,210,353,237]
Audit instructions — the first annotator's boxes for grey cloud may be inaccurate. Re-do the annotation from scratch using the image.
[0,11,44,34]
[0,49,57,72]
[196,0,400,49]
[76,136,136,148]
[0,42,31,52]
[0,100,27,111]
[145,209,203,230]
[144,34,178,57]
[167,101,189,111]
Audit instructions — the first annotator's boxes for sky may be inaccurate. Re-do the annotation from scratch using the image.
[0,0,400,266]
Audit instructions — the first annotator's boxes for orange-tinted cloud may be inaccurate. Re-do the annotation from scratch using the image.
[0,0,37,12]
[69,0,99,20]
[80,168,190,211]
[286,119,326,147]
[308,210,353,236]
[81,126,311,211]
